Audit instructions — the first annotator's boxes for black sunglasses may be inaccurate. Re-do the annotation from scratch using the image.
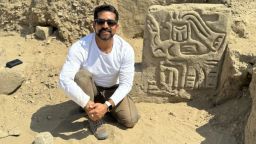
[95,19,117,26]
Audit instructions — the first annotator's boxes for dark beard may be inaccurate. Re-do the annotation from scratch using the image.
[96,28,114,41]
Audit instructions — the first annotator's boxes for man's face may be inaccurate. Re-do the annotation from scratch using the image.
[94,11,119,41]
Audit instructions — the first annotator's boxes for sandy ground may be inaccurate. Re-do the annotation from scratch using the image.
[0,31,245,144]
[1,0,256,143]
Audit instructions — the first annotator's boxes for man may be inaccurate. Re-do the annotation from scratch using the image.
[59,4,139,140]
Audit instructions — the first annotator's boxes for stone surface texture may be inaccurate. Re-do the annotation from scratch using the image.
[142,4,231,102]
[245,67,256,144]
[33,132,53,144]
[118,0,230,38]
[35,26,53,40]
[0,71,24,95]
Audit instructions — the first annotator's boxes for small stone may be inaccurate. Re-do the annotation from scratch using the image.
[169,112,176,117]
[33,132,53,144]
[46,38,51,45]
[35,26,53,40]
[48,74,54,77]
[72,2,78,7]
[8,129,21,136]
[57,12,63,16]
[29,99,35,103]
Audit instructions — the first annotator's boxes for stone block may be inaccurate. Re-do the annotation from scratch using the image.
[142,4,231,101]
[35,26,53,40]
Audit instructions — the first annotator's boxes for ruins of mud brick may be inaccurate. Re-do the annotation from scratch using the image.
[141,4,230,102]
[0,0,230,44]
[130,3,255,144]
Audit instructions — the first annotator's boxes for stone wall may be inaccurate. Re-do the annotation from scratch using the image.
[245,67,256,144]
[214,47,253,104]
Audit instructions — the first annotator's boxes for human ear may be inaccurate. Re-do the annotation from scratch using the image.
[115,24,120,30]
[92,22,96,31]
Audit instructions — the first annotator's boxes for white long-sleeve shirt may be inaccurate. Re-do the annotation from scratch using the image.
[59,33,135,108]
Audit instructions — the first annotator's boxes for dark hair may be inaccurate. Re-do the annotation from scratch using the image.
[94,4,119,22]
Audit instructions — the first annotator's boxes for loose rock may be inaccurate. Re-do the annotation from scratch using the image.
[33,132,53,144]
[0,71,24,95]
[8,129,21,136]
[35,26,53,40]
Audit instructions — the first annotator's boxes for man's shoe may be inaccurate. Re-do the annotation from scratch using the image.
[88,119,108,140]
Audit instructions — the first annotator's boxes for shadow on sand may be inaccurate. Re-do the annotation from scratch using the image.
[187,93,251,144]
[30,100,126,140]
[30,100,91,140]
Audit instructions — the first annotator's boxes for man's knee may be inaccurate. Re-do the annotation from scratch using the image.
[74,70,92,85]
[122,121,137,128]
[74,70,97,98]
[119,114,140,128]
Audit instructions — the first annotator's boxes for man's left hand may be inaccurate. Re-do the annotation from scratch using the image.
[88,103,108,121]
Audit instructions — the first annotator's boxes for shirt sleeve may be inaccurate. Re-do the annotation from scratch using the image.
[110,45,135,105]
[59,42,90,108]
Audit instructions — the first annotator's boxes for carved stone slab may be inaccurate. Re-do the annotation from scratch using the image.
[142,4,231,101]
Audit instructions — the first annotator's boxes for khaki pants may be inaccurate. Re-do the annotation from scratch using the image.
[74,70,139,128]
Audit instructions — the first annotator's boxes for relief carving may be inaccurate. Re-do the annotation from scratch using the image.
[143,5,230,100]
[146,11,226,58]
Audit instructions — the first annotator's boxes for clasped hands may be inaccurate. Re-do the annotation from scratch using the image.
[84,101,108,121]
